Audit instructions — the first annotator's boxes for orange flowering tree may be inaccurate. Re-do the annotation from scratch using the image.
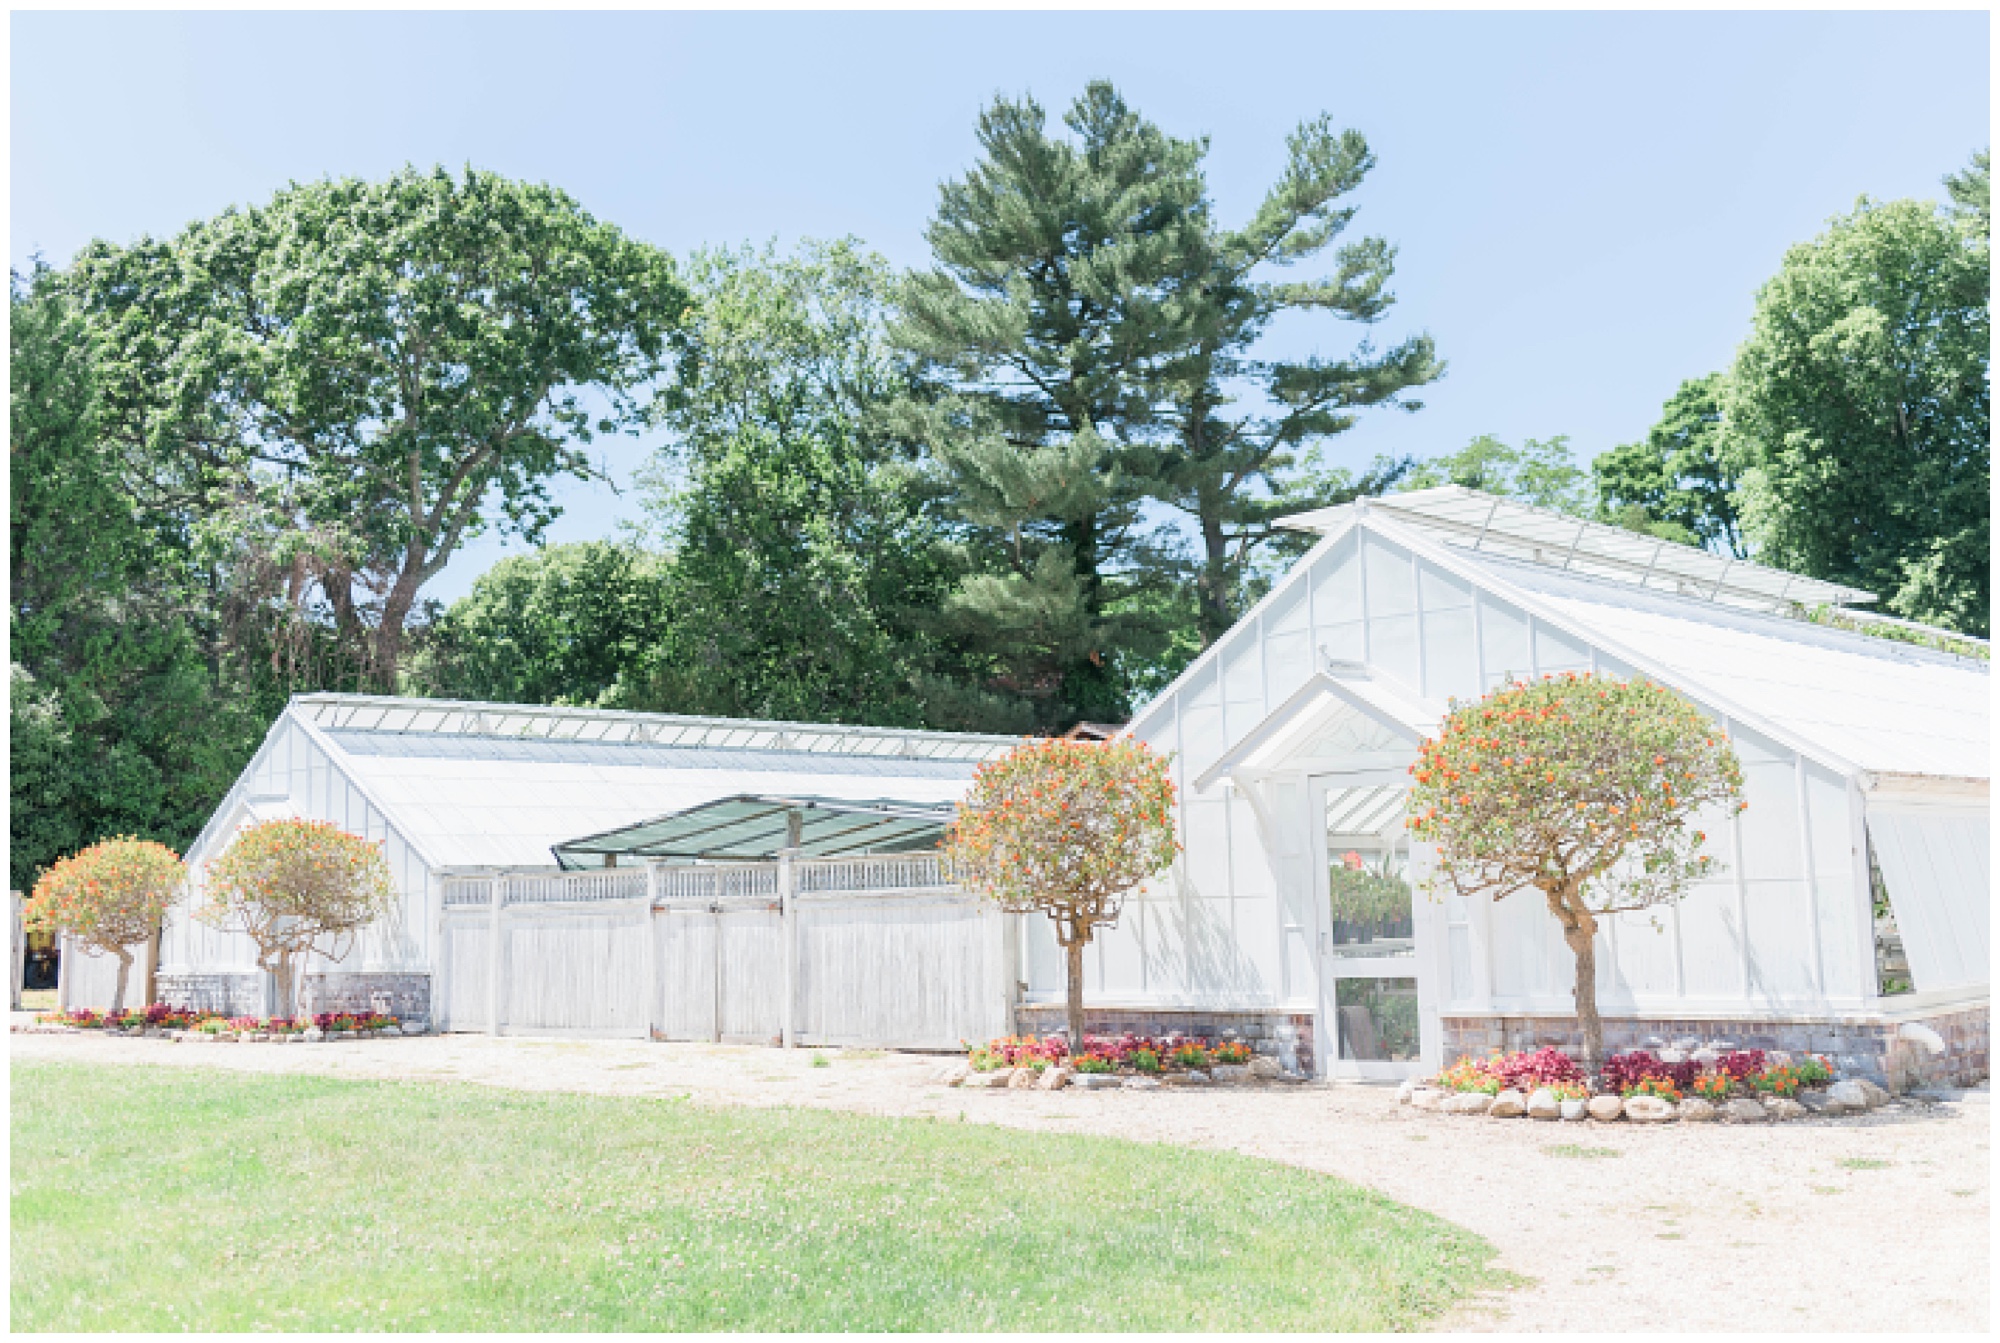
[201,818,398,1018]
[943,737,1179,1049]
[1408,673,1744,1070]
[23,838,187,1013]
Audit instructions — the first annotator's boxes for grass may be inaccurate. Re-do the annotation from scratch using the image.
[1837,1157,1894,1171]
[1544,1144,1621,1159]
[12,1063,1504,1331]
[19,988,56,1011]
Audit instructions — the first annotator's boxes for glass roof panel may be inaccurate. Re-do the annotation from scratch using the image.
[551,794,956,866]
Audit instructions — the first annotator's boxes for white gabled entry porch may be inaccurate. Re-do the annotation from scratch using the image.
[1197,666,1447,1081]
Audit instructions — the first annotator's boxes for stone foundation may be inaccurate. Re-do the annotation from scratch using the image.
[300,972,431,1026]
[156,971,431,1028]
[1441,1002,1989,1093]
[156,972,263,1017]
[1011,1005,1317,1075]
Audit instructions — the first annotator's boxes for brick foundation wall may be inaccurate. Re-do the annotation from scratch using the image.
[1441,1003,1990,1093]
[1012,1005,1317,1075]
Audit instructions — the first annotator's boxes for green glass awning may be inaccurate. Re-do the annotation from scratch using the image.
[552,795,954,868]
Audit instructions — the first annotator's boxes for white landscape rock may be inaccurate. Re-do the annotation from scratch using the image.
[1560,1098,1589,1121]
[1488,1089,1527,1119]
[1212,1064,1251,1084]
[1070,1073,1121,1090]
[1124,1076,1162,1091]
[1586,1095,1625,1122]
[1445,1092,1493,1116]
[1678,1097,1717,1123]
[1526,1088,1561,1121]
[1858,1079,1892,1108]
[1624,1095,1676,1124]
[1397,1077,1420,1105]
[1762,1097,1807,1121]
[1248,1056,1282,1081]
[939,1062,971,1087]
[1827,1080,1878,1111]
[1409,1088,1445,1112]
[1721,1098,1769,1123]
[1036,1066,1072,1091]
[1006,1068,1039,1090]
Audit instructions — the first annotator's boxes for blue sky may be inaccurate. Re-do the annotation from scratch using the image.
[11,9,1989,602]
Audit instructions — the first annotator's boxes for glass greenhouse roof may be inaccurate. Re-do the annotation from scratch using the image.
[1279,485,1877,615]
[298,695,1020,762]
[553,794,954,866]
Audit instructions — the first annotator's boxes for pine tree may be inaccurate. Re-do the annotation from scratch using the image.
[895,82,1209,728]
[1155,118,1442,646]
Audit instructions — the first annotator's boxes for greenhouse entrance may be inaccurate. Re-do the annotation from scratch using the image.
[1314,770,1430,1080]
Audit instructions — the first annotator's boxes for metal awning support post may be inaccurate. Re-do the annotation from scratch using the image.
[779,809,802,1049]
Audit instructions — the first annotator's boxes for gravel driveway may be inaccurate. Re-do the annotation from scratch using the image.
[11,1024,1989,1333]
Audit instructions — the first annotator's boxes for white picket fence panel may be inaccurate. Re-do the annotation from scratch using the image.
[55,934,153,1012]
[435,856,1009,1049]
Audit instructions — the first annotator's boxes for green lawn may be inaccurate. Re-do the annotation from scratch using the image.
[12,1062,1504,1331]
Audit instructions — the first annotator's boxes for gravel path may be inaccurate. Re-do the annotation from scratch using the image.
[11,1024,1989,1333]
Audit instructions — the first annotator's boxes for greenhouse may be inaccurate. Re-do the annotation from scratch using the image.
[62,486,1989,1090]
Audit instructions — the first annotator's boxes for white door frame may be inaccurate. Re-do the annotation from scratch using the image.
[1308,769,1440,1081]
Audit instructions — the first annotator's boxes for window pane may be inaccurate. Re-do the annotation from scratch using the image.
[1335,976,1421,1062]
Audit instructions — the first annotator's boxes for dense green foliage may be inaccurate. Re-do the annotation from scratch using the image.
[13,1063,1502,1331]
[1722,194,1989,634]
[64,166,686,689]
[9,270,281,893]
[417,542,670,708]
[1590,374,1744,554]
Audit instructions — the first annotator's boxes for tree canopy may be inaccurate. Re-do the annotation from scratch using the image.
[1408,674,1744,1068]
[65,166,688,688]
[1723,194,1989,634]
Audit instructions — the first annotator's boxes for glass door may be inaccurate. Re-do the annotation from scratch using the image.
[1315,773,1425,1080]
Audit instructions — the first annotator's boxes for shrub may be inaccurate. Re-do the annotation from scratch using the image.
[1211,1040,1253,1066]
[1131,1047,1162,1075]
[1600,1051,1697,1095]
[1623,1076,1682,1103]
[1437,1055,1502,1095]
[1073,1053,1116,1074]
[1552,1081,1590,1102]
[1718,1050,1766,1081]
[23,838,187,1014]
[965,1034,1067,1071]
[1748,1065,1802,1097]
[1409,674,1744,1068]
[1691,1073,1732,1102]
[1171,1043,1210,1070]
[944,737,1178,1048]
[1492,1047,1584,1092]
[202,819,398,1020]
[1795,1054,1835,1087]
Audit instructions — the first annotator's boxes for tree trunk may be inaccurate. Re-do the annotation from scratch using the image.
[1559,906,1604,1074]
[1063,934,1087,1053]
[110,948,133,1016]
[273,952,297,1024]
[143,923,160,1009]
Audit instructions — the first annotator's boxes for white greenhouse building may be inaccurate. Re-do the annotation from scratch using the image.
[63,487,1989,1091]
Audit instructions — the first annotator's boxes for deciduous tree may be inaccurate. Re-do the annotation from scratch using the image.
[943,737,1178,1047]
[24,837,187,1013]
[66,166,688,689]
[200,818,398,1019]
[1407,674,1743,1070]
[1592,373,1746,555]
[1722,194,1989,634]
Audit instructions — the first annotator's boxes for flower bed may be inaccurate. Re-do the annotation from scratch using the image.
[1407,1044,1871,1123]
[950,1032,1292,1089]
[21,1004,413,1041]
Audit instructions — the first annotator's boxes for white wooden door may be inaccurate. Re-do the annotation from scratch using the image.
[1309,770,1436,1080]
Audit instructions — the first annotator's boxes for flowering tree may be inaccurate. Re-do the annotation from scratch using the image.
[1408,673,1744,1070]
[23,838,187,1014]
[943,737,1179,1049]
[201,818,398,1019]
